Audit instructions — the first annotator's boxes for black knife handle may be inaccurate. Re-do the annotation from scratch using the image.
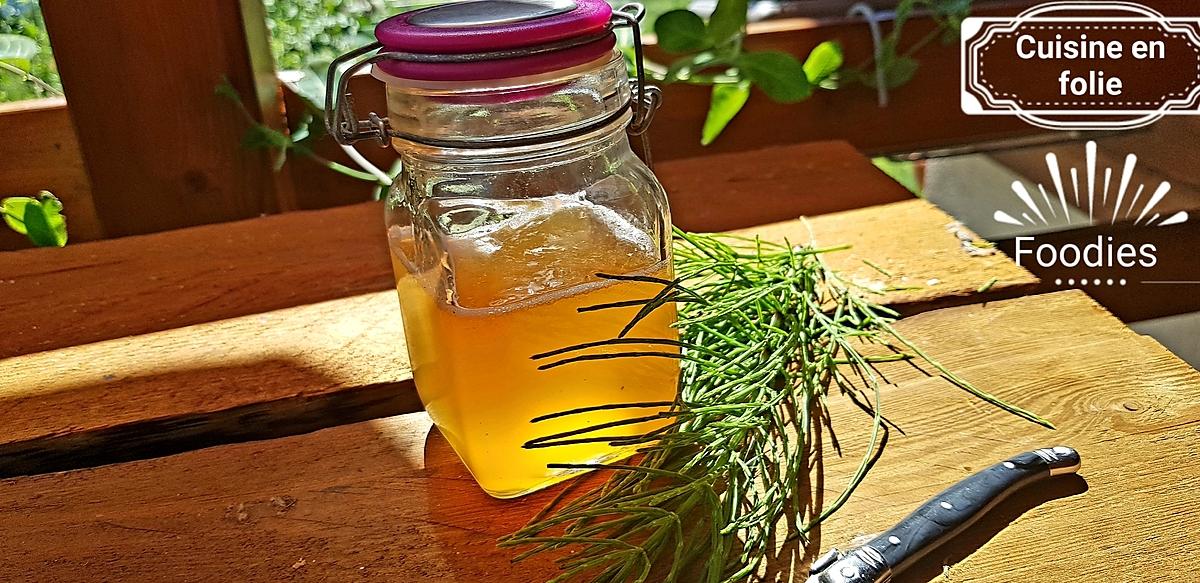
[861,446,1081,574]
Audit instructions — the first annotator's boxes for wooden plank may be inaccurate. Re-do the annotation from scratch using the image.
[0,202,392,360]
[657,141,914,232]
[0,98,101,251]
[38,0,291,237]
[0,293,419,477]
[0,199,1034,476]
[738,199,1035,313]
[809,291,1200,583]
[0,141,914,359]
[1,291,1196,582]
[0,198,1027,361]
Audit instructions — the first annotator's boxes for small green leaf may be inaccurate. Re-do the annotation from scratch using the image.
[931,0,972,17]
[872,157,922,196]
[737,51,811,103]
[706,0,748,47]
[882,55,920,88]
[655,10,709,54]
[275,71,329,146]
[241,124,292,151]
[941,15,965,44]
[0,34,38,61]
[802,41,843,85]
[701,81,750,146]
[892,0,917,29]
[1,198,30,236]
[214,78,241,103]
[863,49,920,90]
[290,112,314,144]
[277,68,327,112]
[2,192,68,247]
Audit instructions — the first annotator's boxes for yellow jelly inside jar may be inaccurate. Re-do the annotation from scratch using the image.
[390,190,678,498]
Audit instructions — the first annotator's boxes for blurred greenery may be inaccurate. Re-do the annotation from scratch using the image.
[263,0,686,74]
[0,0,685,103]
[264,0,410,73]
[0,0,60,102]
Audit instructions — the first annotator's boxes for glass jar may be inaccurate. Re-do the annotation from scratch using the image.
[328,0,678,499]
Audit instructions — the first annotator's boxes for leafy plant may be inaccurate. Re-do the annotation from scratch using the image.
[217,77,394,195]
[652,0,972,144]
[262,0,386,72]
[650,0,843,145]
[2,191,67,247]
[849,0,972,90]
[503,230,1047,581]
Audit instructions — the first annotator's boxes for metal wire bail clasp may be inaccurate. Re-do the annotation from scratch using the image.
[324,2,663,147]
[325,42,393,147]
[612,3,662,136]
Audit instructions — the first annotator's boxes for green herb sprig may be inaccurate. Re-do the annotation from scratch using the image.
[501,229,1049,582]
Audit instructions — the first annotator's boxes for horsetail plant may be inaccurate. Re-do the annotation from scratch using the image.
[500,229,1050,582]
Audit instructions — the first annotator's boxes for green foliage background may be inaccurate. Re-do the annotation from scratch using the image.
[0,0,685,103]
[0,0,59,101]
[264,0,414,73]
[262,0,685,74]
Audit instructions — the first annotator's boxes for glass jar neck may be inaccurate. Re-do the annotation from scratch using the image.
[376,51,631,151]
[395,111,634,170]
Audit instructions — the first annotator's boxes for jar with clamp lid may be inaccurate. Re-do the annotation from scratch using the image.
[327,0,678,498]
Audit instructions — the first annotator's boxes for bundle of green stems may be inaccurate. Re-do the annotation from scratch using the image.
[501,229,1050,583]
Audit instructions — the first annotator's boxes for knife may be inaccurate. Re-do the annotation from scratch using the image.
[806,446,1082,583]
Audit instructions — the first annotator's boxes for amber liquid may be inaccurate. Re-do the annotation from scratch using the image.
[390,197,679,498]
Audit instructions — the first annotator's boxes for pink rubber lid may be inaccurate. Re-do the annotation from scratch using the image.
[374,0,615,81]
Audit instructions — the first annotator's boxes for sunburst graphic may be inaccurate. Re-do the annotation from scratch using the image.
[993,141,1189,229]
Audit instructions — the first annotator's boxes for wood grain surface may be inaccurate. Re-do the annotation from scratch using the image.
[657,142,913,232]
[736,199,1035,314]
[39,0,291,237]
[0,202,394,360]
[1,291,1195,582]
[0,140,910,359]
[0,179,995,363]
[0,199,1031,478]
[0,293,418,477]
[0,98,102,252]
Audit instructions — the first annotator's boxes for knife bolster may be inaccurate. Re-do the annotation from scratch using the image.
[808,546,891,583]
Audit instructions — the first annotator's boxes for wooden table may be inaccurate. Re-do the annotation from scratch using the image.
[1,143,1196,582]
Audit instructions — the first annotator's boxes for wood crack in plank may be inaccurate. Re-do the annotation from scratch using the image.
[93,520,183,537]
